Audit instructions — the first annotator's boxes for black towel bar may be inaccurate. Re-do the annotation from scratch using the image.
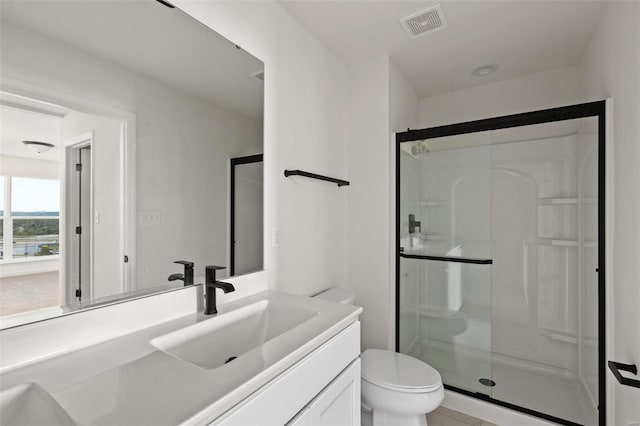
[608,360,640,388]
[284,169,349,187]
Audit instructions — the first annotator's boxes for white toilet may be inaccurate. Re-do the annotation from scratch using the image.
[314,288,444,426]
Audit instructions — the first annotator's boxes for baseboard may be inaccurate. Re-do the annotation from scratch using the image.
[0,259,59,278]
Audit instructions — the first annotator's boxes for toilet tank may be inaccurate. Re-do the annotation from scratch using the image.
[313,288,355,305]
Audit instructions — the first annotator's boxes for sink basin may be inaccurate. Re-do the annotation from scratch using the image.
[0,384,75,426]
[150,299,318,369]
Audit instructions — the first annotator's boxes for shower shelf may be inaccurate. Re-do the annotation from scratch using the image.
[405,232,447,241]
[401,201,446,208]
[538,198,578,205]
[421,200,446,207]
[537,197,597,205]
[540,239,578,247]
[540,328,578,344]
[538,239,597,247]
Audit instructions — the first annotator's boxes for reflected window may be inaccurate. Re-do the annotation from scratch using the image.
[1,177,60,261]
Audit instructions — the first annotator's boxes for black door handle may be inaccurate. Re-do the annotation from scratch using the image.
[608,361,640,388]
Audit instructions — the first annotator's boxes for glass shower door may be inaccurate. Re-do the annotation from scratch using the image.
[397,134,494,396]
[397,103,605,425]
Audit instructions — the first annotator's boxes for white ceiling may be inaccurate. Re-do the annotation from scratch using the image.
[0,105,61,162]
[279,0,607,98]
[1,0,264,119]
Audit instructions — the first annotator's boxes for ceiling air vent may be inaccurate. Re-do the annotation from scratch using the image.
[400,5,447,40]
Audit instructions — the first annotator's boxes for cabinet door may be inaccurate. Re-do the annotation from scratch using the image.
[308,359,360,426]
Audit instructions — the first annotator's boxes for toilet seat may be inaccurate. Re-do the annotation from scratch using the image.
[361,349,442,393]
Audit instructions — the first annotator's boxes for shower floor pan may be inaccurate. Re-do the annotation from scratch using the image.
[410,341,597,426]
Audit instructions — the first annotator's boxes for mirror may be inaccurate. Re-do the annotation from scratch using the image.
[0,0,264,328]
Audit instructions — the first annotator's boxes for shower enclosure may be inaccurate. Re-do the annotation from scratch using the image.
[395,102,605,426]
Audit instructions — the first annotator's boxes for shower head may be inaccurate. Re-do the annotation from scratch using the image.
[411,140,431,157]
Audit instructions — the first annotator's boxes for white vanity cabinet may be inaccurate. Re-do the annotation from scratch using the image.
[213,322,361,426]
[284,359,360,426]
[303,358,361,426]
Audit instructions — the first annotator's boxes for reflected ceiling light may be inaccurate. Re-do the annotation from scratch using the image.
[22,140,55,154]
[471,64,498,77]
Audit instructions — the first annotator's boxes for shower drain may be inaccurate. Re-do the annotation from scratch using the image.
[479,378,496,387]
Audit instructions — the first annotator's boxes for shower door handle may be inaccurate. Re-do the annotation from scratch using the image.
[608,361,640,388]
[399,252,493,265]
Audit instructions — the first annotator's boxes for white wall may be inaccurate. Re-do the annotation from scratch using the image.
[580,1,640,424]
[175,1,350,297]
[0,156,59,180]
[347,56,391,351]
[419,66,582,127]
[390,61,420,134]
[234,161,263,275]
[346,56,419,351]
[1,22,262,293]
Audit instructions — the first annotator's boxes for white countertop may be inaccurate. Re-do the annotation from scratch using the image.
[0,290,362,426]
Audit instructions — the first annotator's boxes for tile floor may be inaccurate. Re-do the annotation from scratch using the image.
[427,407,499,426]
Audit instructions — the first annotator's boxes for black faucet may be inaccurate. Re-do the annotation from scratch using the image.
[409,214,421,234]
[168,260,194,286]
[204,265,235,315]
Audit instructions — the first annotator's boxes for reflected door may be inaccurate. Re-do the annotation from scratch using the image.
[65,140,92,302]
[230,154,263,276]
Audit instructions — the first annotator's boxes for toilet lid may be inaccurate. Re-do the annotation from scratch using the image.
[361,349,442,392]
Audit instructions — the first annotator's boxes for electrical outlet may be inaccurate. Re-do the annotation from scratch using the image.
[139,211,161,226]
[94,211,100,224]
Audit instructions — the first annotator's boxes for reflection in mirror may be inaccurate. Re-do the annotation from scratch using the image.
[230,155,264,276]
[0,0,264,328]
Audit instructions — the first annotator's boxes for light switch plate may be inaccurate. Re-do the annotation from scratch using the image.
[139,211,161,226]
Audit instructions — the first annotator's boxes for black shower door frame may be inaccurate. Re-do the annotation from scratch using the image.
[394,101,607,426]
